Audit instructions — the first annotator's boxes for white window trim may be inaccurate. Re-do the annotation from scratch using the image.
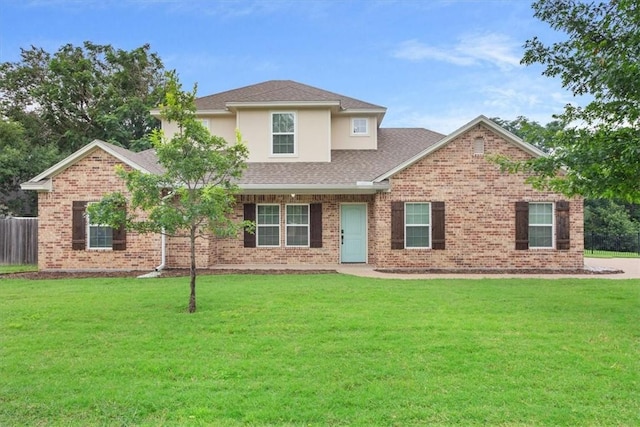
[270,111,297,156]
[86,203,112,250]
[197,119,210,130]
[529,202,555,249]
[285,204,310,247]
[405,202,431,249]
[351,118,369,136]
[256,204,281,247]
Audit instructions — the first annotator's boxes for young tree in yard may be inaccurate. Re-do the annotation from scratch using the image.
[498,0,640,202]
[89,73,251,313]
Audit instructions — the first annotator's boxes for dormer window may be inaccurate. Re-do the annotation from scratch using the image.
[271,112,296,155]
[352,118,369,136]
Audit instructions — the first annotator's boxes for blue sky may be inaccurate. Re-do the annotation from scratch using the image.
[0,0,574,133]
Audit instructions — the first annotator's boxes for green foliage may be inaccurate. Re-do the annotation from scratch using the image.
[88,72,250,312]
[0,120,58,215]
[0,42,166,154]
[516,0,640,202]
[585,199,640,235]
[2,275,639,425]
[0,41,168,215]
[490,116,562,153]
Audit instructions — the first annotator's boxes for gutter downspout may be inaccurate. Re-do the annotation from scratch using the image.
[155,230,166,271]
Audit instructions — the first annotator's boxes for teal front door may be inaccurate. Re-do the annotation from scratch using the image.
[340,204,367,263]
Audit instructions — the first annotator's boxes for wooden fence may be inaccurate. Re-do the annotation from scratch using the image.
[0,217,38,265]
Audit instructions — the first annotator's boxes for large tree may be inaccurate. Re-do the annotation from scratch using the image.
[0,120,58,216]
[493,115,639,238]
[0,41,166,153]
[0,42,167,214]
[88,73,251,313]
[512,0,640,202]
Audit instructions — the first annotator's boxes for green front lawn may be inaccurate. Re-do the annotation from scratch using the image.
[584,250,640,258]
[1,274,638,426]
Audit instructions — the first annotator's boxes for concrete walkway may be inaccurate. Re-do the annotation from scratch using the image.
[211,258,639,280]
[335,258,639,280]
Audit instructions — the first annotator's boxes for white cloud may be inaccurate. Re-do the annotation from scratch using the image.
[393,32,522,71]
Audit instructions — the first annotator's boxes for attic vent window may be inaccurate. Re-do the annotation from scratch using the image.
[473,137,485,155]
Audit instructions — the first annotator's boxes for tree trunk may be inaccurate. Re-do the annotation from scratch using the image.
[188,227,197,313]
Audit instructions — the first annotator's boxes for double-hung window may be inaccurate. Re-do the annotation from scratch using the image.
[272,112,296,155]
[529,202,553,248]
[405,202,430,248]
[257,204,280,247]
[286,204,309,247]
[352,118,369,135]
[87,210,113,250]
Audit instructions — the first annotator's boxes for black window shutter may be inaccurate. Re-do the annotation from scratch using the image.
[72,201,87,250]
[244,203,256,248]
[391,201,405,249]
[112,204,127,251]
[515,201,529,250]
[310,203,322,248]
[432,201,445,250]
[556,200,570,250]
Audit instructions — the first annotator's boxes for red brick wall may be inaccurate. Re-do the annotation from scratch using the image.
[38,124,584,272]
[213,194,375,265]
[372,124,584,270]
[37,148,162,271]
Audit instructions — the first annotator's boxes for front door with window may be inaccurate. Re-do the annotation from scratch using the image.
[340,204,367,263]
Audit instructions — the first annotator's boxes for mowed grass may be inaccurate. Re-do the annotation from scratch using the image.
[585,251,640,258]
[1,274,639,426]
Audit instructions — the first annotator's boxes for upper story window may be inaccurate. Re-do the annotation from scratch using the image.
[529,202,553,248]
[197,119,210,130]
[405,202,431,248]
[271,112,296,155]
[351,118,369,136]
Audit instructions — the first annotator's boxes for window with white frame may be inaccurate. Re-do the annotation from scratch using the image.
[405,202,430,248]
[257,204,280,246]
[271,112,296,154]
[87,210,112,250]
[352,118,369,135]
[197,119,210,130]
[529,202,553,248]
[286,204,309,246]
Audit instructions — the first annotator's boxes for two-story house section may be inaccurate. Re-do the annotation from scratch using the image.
[22,80,584,272]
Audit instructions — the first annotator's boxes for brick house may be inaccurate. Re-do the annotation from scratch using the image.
[21,80,583,272]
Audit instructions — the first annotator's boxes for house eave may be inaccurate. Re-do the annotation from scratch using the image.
[226,101,341,110]
[20,179,53,192]
[239,182,389,195]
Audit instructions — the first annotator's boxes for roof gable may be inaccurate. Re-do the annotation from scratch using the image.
[21,140,160,191]
[374,115,546,182]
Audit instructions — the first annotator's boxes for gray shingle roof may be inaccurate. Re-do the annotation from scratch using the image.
[238,128,445,185]
[195,80,385,111]
[101,128,444,188]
